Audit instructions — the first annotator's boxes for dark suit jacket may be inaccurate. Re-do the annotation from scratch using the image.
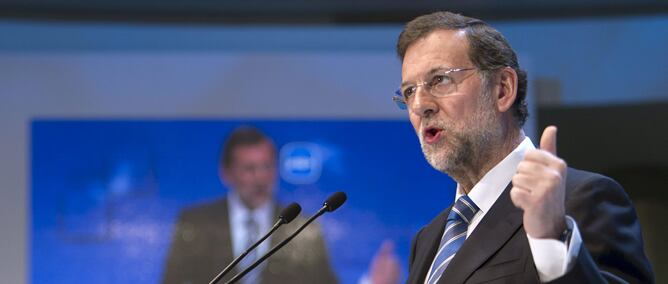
[407,168,654,284]
[162,198,338,284]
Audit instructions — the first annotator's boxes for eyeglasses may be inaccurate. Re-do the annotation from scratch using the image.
[392,67,477,110]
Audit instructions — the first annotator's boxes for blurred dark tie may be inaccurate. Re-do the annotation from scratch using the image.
[239,216,260,284]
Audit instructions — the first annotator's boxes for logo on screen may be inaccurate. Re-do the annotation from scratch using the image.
[279,142,323,184]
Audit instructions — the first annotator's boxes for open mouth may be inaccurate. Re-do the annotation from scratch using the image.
[423,127,443,144]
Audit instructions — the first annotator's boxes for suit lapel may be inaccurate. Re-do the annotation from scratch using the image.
[408,207,451,284]
[438,184,523,284]
[209,199,236,278]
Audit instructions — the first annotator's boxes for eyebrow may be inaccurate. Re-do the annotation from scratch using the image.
[400,66,452,88]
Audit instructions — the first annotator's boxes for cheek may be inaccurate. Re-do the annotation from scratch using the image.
[446,98,479,123]
[264,171,277,184]
[408,113,421,132]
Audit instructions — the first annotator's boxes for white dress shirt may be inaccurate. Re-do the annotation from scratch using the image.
[228,190,274,259]
[424,137,582,283]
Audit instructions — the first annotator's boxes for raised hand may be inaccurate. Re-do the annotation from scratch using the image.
[510,126,567,239]
[369,240,401,284]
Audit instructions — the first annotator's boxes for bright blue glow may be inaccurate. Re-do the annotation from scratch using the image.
[31,120,456,284]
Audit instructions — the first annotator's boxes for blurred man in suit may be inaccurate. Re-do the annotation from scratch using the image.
[162,126,338,284]
[393,11,653,283]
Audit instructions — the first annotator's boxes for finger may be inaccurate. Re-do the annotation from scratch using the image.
[511,172,536,190]
[512,173,552,195]
[516,160,548,174]
[515,166,564,189]
[510,186,531,208]
[523,150,566,172]
[524,149,556,164]
[516,160,561,178]
[518,150,568,174]
[540,125,558,155]
[378,240,395,256]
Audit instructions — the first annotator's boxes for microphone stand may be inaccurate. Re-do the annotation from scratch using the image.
[208,218,284,284]
[225,206,327,284]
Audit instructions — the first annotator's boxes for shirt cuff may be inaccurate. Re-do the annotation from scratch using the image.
[358,273,371,284]
[526,215,582,282]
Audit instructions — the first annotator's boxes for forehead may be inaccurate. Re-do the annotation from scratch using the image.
[401,29,472,81]
[231,141,275,163]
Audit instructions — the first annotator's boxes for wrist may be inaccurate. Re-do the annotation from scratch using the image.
[527,216,567,239]
[550,216,568,240]
[544,216,568,240]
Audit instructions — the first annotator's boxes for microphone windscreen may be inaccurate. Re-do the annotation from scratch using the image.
[324,191,347,212]
[279,202,302,223]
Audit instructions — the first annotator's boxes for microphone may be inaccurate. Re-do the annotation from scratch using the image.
[208,202,302,284]
[225,191,347,284]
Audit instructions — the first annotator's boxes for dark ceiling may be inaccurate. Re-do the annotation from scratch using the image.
[1,0,668,24]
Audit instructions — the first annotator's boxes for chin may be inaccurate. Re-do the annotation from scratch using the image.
[251,197,270,207]
[423,142,466,175]
[423,150,450,173]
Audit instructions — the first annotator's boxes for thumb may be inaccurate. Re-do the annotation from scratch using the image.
[540,126,558,155]
[378,240,395,255]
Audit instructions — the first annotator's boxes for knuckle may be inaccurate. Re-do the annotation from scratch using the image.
[557,159,567,171]
[522,161,535,171]
[520,161,538,173]
[539,172,562,191]
[548,172,561,185]
[517,164,528,174]
[510,188,524,206]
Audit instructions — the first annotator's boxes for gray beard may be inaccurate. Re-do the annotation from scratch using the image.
[420,130,476,175]
[418,95,500,177]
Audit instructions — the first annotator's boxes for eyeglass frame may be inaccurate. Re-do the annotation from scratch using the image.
[392,67,478,110]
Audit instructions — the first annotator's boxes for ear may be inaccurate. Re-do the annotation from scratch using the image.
[495,67,518,113]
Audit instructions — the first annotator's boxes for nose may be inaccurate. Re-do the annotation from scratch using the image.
[410,86,437,117]
[251,164,275,180]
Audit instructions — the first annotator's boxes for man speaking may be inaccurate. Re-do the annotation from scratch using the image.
[393,11,654,283]
[162,126,337,284]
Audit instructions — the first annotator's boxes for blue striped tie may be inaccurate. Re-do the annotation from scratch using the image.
[426,195,479,284]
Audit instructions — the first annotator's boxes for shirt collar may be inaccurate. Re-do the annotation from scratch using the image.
[455,136,535,214]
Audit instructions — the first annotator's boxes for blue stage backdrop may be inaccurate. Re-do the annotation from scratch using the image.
[31,120,457,284]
